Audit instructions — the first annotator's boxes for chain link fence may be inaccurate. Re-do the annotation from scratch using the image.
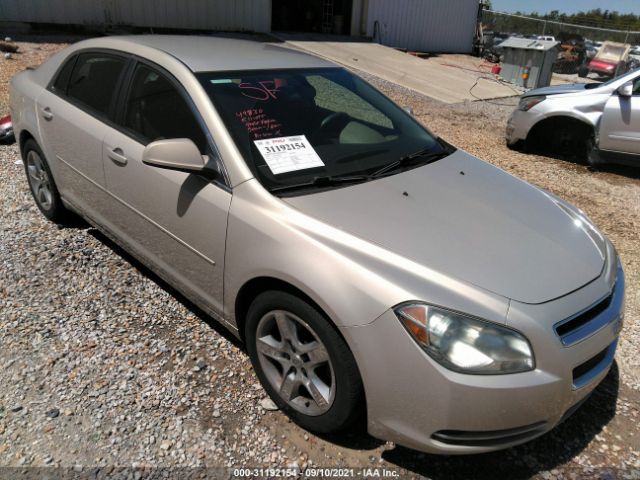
[480,10,640,75]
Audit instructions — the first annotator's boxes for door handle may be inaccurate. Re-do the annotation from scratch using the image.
[108,147,128,165]
[41,107,54,121]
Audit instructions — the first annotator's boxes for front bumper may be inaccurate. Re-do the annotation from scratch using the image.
[506,108,539,146]
[341,264,624,454]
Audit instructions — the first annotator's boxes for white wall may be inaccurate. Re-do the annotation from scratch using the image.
[0,0,272,32]
[366,0,479,53]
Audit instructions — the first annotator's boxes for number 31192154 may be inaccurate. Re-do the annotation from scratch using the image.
[264,142,306,154]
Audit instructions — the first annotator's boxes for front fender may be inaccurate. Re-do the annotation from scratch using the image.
[532,92,612,132]
[224,180,509,329]
[534,111,599,130]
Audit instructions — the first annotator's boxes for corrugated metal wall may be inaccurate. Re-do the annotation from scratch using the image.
[0,0,478,52]
[0,0,272,32]
[0,0,106,25]
[366,0,478,53]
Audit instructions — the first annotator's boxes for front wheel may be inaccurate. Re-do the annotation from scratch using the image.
[245,291,364,433]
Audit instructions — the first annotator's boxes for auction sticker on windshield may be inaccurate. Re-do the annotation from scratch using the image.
[254,135,325,175]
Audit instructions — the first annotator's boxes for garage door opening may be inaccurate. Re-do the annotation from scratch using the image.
[272,0,353,35]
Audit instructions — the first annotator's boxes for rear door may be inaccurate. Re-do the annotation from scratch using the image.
[101,61,231,316]
[599,76,640,155]
[37,51,128,219]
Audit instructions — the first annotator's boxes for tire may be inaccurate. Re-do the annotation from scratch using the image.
[245,291,364,433]
[530,119,590,157]
[22,139,73,224]
[548,124,582,156]
[578,65,588,78]
[506,139,525,152]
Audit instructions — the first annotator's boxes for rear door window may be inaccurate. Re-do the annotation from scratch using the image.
[67,53,127,117]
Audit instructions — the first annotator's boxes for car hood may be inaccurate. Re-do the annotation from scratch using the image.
[524,83,598,97]
[284,150,606,304]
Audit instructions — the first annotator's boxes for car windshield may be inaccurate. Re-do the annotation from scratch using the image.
[197,68,450,194]
[600,44,626,58]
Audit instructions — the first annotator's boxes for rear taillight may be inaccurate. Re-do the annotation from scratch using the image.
[0,114,10,127]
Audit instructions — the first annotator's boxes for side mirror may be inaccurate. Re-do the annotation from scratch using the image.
[617,81,633,97]
[142,138,208,174]
[403,106,414,116]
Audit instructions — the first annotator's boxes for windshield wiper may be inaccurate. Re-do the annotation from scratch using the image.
[370,147,452,178]
[269,174,371,195]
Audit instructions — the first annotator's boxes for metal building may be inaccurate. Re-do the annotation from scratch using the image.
[0,0,272,33]
[0,0,480,53]
[365,0,480,53]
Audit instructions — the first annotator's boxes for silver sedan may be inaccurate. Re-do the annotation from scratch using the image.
[507,68,640,166]
[10,35,624,454]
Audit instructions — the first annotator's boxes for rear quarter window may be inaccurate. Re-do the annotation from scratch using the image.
[51,55,76,95]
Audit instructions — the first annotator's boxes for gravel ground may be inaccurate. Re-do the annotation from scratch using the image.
[1,37,640,479]
[0,37,75,114]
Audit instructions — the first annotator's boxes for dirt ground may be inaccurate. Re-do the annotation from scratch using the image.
[0,36,639,479]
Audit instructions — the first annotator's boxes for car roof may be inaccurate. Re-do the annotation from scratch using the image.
[86,35,337,72]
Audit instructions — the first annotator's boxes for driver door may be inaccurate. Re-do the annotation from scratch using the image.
[599,77,640,155]
[101,61,231,316]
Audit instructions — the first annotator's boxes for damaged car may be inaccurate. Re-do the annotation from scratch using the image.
[507,67,640,166]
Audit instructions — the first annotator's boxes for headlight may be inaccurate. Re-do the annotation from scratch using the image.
[518,95,546,111]
[395,303,534,374]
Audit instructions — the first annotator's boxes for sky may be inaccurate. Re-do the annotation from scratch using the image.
[491,0,640,15]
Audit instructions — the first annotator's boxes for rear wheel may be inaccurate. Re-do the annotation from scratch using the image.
[245,291,364,433]
[23,139,73,224]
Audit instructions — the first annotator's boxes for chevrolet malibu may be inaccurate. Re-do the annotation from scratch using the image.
[10,36,625,454]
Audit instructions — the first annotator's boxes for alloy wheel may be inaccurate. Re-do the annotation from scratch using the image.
[26,150,53,211]
[255,310,336,416]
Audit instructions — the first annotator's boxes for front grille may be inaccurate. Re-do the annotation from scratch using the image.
[431,421,547,447]
[554,290,615,346]
[572,343,614,389]
[573,348,608,380]
[556,293,612,337]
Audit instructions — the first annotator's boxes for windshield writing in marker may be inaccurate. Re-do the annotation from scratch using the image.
[235,108,283,140]
[238,79,285,101]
